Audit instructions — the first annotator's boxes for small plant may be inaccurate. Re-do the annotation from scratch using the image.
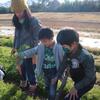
[0,36,13,47]
[0,81,33,100]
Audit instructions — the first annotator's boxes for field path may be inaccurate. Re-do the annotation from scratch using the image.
[0,12,100,32]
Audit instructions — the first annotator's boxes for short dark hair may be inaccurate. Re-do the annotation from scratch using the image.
[39,28,54,40]
[57,29,79,45]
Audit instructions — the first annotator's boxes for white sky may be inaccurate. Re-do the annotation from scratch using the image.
[0,0,10,3]
[0,0,81,3]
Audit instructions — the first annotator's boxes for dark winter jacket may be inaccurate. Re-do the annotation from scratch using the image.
[57,44,96,90]
[13,17,41,51]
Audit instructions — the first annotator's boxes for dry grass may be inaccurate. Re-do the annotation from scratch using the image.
[0,12,100,32]
[86,47,100,55]
[96,72,100,86]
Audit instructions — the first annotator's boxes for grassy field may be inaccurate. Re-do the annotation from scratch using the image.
[0,12,100,32]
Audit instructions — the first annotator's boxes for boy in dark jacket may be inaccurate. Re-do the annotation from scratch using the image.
[54,28,96,100]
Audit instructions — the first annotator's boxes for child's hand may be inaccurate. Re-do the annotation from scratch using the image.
[66,87,78,100]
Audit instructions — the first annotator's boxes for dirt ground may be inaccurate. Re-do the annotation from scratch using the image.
[0,12,100,32]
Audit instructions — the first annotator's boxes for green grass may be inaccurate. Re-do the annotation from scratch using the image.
[0,36,13,47]
[0,81,33,100]
[0,46,20,84]
[82,85,100,100]
[0,36,100,99]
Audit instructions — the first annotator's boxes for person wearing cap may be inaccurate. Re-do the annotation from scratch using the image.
[53,28,96,100]
[11,0,41,94]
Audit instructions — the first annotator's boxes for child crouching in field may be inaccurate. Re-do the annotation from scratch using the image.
[53,28,96,100]
[15,28,64,100]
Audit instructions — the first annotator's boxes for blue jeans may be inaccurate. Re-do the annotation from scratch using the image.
[43,68,57,100]
[64,78,96,100]
[21,58,36,85]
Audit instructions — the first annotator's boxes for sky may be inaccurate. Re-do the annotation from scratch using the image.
[0,0,10,3]
[0,0,79,3]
